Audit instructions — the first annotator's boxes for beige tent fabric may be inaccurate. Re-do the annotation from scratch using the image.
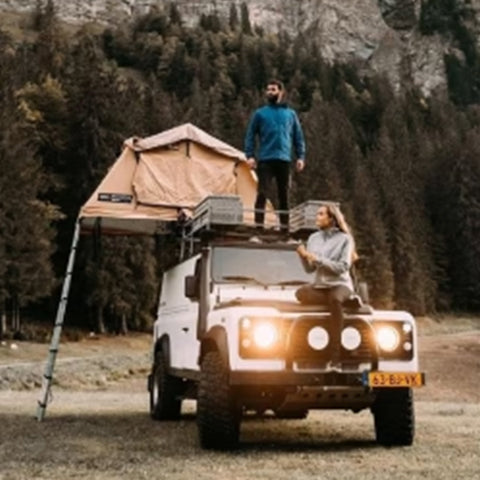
[80,147,138,218]
[125,122,245,160]
[78,123,277,234]
[133,149,237,208]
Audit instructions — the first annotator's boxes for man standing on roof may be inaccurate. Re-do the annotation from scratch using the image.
[244,80,306,231]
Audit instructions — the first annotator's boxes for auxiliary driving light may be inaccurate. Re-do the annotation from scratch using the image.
[376,326,400,352]
[341,327,362,350]
[307,326,329,350]
[253,323,278,348]
[402,322,413,334]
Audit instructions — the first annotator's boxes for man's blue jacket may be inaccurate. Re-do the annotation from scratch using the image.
[244,103,306,162]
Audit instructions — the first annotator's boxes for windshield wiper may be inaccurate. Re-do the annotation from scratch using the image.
[273,280,309,286]
[220,275,266,286]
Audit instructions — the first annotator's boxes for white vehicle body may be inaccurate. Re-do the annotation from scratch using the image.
[149,240,425,448]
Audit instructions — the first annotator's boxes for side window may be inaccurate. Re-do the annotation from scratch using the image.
[194,259,201,278]
[185,258,202,300]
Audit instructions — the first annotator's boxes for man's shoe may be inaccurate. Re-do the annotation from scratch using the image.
[286,238,300,245]
[249,235,262,243]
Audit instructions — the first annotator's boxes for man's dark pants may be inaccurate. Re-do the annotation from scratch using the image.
[254,160,290,229]
[295,284,352,363]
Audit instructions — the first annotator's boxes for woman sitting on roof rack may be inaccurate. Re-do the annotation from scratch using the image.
[296,203,361,368]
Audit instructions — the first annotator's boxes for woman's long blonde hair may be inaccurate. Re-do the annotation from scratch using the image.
[323,203,359,263]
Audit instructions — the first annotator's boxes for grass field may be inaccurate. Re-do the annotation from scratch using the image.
[0,320,479,480]
[0,391,478,480]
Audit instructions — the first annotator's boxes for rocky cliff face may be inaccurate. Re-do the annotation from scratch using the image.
[1,0,478,96]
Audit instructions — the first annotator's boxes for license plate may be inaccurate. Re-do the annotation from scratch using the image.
[365,372,425,388]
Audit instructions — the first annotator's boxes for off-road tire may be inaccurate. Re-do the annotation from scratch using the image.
[197,350,240,450]
[372,387,414,446]
[150,352,182,420]
[275,409,309,419]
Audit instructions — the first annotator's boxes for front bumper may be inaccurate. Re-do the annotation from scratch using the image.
[229,370,426,388]
[229,370,365,387]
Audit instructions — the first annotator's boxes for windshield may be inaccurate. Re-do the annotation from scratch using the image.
[211,246,314,286]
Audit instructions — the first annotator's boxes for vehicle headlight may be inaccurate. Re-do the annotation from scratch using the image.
[253,322,278,348]
[239,317,285,359]
[376,326,400,352]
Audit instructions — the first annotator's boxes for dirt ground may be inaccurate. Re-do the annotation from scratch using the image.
[0,316,479,480]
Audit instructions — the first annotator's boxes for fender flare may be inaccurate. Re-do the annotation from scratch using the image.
[199,325,230,370]
[154,335,171,366]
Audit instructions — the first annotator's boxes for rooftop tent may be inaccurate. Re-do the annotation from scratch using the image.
[79,122,261,234]
[37,123,274,420]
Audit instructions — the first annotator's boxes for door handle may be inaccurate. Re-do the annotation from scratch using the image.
[182,327,189,332]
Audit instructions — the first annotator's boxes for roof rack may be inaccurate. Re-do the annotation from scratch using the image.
[289,200,340,233]
[191,195,244,234]
[178,196,339,259]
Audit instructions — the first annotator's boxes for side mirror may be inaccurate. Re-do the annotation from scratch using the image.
[185,275,199,299]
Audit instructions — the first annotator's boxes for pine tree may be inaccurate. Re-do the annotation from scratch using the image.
[367,101,438,314]
[240,3,253,35]
[0,89,57,331]
[292,100,345,204]
[63,32,128,209]
[433,124,480,309]
[16,75,68,201]
[168,3,182,26]
[58,31,139,328]
[32,0,66,79]
[229,3,239,31]
[350,164,395,307]
[85,237,157,333]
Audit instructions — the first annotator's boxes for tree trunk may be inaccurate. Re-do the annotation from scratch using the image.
[11,295,20,333]
[0,304,6,340]
[9,298,14,331]
[96,305,106,334]
[120,313,128,336]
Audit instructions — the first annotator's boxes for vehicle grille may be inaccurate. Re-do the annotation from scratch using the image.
[288,317,377,364]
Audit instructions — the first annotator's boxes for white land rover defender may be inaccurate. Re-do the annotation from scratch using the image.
[148,198,425,449]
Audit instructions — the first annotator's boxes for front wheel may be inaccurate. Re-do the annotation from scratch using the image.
[197,350,240,449]
[150,352,182,420]
[372,388,414,446]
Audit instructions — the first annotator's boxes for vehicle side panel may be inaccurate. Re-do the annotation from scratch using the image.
[155,255,200,369]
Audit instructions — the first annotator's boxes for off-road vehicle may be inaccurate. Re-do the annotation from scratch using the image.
[148,198,425,449]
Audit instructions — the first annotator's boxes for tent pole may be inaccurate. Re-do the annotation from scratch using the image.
[36,218,82,421]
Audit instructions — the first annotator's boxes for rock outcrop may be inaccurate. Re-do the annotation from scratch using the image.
[0,0,477,96]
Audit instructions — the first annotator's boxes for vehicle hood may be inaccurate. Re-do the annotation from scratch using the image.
[216,284,298,303]
[214,285,330,313]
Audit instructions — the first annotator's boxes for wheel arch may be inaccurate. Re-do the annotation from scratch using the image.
[154,334,171,364]
[199,325,230,369]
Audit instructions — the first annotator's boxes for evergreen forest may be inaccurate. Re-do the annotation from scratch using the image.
[1,0,480,337]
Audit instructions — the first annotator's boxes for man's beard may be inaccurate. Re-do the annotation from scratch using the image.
[267,94,279,104]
